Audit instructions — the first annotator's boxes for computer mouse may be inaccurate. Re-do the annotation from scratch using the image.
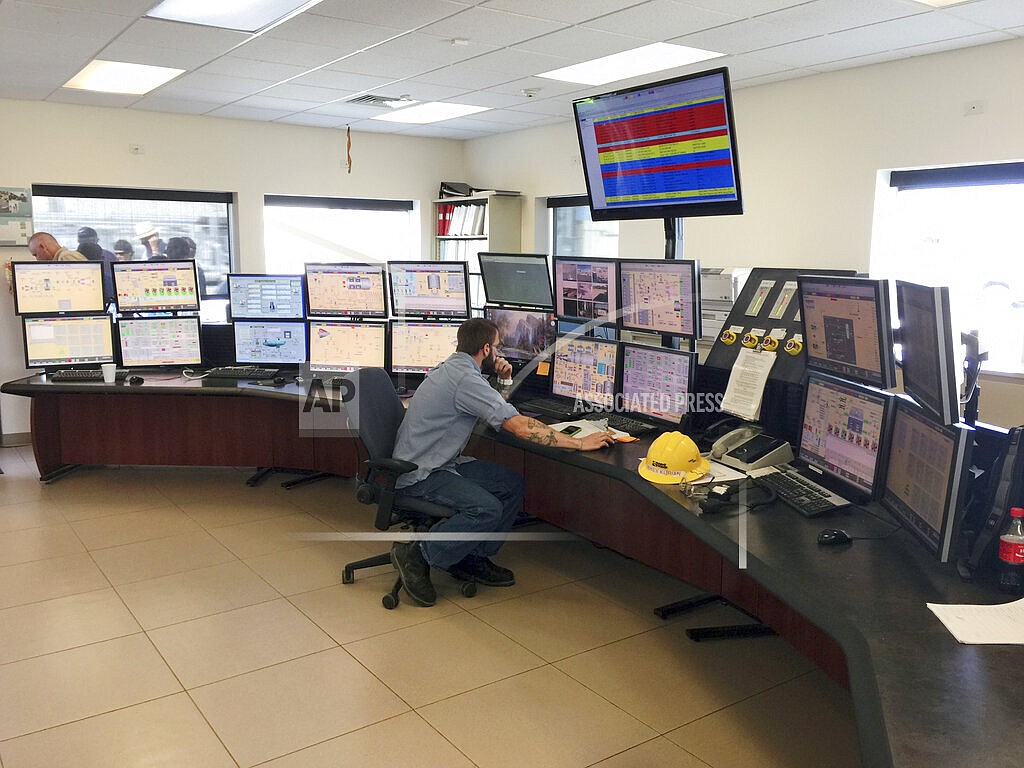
[395,385,408,395]
[127,375,144,386]
[273,376,287,386]
[818,528,853,546]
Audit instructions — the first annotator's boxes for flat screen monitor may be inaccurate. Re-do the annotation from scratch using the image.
[12,261,106,316]
[117,316,202,368]
[483,306,557,364]
[553,257,618,325]
[228,274,305,319]
[233,320,308,365]
[112,260,200,312]
[573,66,743,222]
[478,252,554,309]
[619,259,700,337]
[619,342,697,426]
[23,315,114,368]
[389,320,460,374]
[896,281,959,426]
[387,261,469,319]
[798,372,893,503]
[798,275,896,389]
[309,320,386,372]
[304,263,387,318]
[881,396,973,562]
[551,335,618,408]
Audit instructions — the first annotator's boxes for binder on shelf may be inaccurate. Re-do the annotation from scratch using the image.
[439,181,473,198]
[436,203,454,236]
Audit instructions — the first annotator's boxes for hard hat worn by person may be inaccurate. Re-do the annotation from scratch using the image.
[135,222,158,240]
[638,431,710,484]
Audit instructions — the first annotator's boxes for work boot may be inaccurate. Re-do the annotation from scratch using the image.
[447,554,515,587]
[390,541,436,606]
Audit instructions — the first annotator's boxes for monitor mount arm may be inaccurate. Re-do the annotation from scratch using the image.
[960,330,987,426]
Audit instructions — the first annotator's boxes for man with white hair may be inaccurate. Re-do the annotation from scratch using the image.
[27,232,87,262]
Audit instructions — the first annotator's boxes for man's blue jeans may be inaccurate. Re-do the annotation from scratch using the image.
[399,459,525,570]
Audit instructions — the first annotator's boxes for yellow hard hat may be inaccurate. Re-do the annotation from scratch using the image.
[638,431,710,484]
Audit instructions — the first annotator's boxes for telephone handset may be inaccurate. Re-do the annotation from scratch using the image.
[711,426,762,460]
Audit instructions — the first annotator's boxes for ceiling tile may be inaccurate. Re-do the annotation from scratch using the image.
[582,1,742,41]
[312,0,470,27]
[366,32,498,67]
[291,70,397,93]
[0,83,54,100]
[207,104,294,121]
[273,112,349,128]
[944,0,1024,29]
[409,63,512,90]
[670,18,815,54]
[755,0,929,36]
[457,89,536,108]
[115,18,249,54]
[47,89,139,108]
[417,6,568,47]
[230,35,348,68]
[0,1,133,37]
[231,94,321,112]
[828,11,996,52]
[385,80,473,101]
[263,13,402,50]
[130,96,221,115]
[396,124,490,138]
[98,41,218,70]
[754,34,884,67]
[463,47,576,78]
[321,50,431,79]
[305,102,400,119]
[159,71,276,97]
[684,0,811,16]
[481,0,648,25]
[259,82,355,103]
[511,26,647,58]
[14,1,153,12]
[197,56,309,82]
[896,29,1016,57]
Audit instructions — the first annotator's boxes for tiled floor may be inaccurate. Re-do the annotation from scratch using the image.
[0,446,861,768]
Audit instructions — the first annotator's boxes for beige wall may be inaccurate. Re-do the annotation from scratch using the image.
[3,35,1024,434]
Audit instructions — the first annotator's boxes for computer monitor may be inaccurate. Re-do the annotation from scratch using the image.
[881,396,974,562]
[389,320,461,374]
[572,66,742,222]
[309,320,386,372]
[619,343,697,427]
[117,316,202,368]
[387,261,470,319]
[797,372,894,503]
[304,263,387,318]
[896,281,959,426]
[551,335,618,408]
[112,260,200,312]
[619,259,700,337]
[483,306,557,364]
[798,275,896,389]
[12,261,106,316]
[233,320,308,366]
[23,315,114,369]
[553,256,619,325]
[478,253,554,309]
[228,273,305,320]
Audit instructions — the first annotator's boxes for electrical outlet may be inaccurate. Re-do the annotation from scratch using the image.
[129,143,145,155]
[964,101,986,116]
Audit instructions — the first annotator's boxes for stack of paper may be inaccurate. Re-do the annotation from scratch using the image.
[927,597,1024,644]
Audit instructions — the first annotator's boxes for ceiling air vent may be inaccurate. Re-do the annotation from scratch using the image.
[345,94,414,108]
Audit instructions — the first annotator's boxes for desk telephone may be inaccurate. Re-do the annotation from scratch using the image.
[711,425,793,472]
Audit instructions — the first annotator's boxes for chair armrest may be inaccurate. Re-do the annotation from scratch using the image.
[367,457,418,476]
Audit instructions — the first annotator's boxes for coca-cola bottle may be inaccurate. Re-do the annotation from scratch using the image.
[997,507,1024,595]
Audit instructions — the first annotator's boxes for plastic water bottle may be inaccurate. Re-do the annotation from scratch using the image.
[997,507,1024,595]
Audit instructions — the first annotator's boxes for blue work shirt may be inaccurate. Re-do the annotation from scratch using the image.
[393,352,520,488]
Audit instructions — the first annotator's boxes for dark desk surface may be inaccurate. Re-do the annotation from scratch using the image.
[1,371,311,399]
[485,428,1021,768]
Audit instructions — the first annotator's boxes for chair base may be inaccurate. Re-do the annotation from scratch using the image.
[342,550,478,608]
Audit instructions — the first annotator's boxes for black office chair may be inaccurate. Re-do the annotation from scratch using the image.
[342,367,477,608]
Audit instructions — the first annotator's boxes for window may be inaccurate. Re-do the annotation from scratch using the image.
[549,195,618,258]
[263,195,417,273]
[31,184,233,296]
[871,163,1024,374]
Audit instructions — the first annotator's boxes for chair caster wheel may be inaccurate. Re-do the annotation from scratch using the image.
[461,581,477,598]
[382,593,399,609]
[341,570,354,585]
[355,483,376,504]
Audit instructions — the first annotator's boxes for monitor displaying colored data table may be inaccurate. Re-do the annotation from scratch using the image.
[228,274,305,319]
[387,261,469,319]
[551,335,618,408]
[112,260,200,312]
[619,259,700,337]
[309,320,386,372]
[304,263,387,318]
[389,320,460,374]
[23,314,114,368]
[117,316,202,367]
[233,320,308,365]
[12,261,106,316]
[619,342,696,426]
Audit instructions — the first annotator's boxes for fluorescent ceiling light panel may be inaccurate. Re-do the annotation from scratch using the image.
[372,102,490,124]
[63,60,184,95]
[537,42,724,86]
[147,0,323,33]
[909,0,970,7]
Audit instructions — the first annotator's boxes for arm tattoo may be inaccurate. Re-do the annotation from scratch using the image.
[523,417,559,447]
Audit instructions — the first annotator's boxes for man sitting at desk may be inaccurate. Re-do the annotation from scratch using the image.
[390,317,614,607]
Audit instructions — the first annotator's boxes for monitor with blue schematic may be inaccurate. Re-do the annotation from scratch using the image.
[619,259,700,337]
[228,273,305,320]
[881,396,973,562]
[896,280,960,426]
[23,314,114,369]
[798,275,896,389]
[387,261,469,319]
[550,334,618,409]
[117,316,202,368]
[619,342,696,427]
[478,253,554,309]
[12,261,106,316]
[304,263,387,318]
[309,320,386,372]
[797,372,893,503]
[233,320,308,366]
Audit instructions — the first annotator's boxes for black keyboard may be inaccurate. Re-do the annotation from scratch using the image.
[513,396,575,419]
[748,465,850,517]
[590,414,659,436]
[205,366,279,379]
[49,369,128,382]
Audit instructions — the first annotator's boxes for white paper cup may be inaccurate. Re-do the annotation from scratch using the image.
[101,363,117,383]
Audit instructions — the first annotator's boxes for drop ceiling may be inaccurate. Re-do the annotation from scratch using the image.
[1,0,1022,139]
